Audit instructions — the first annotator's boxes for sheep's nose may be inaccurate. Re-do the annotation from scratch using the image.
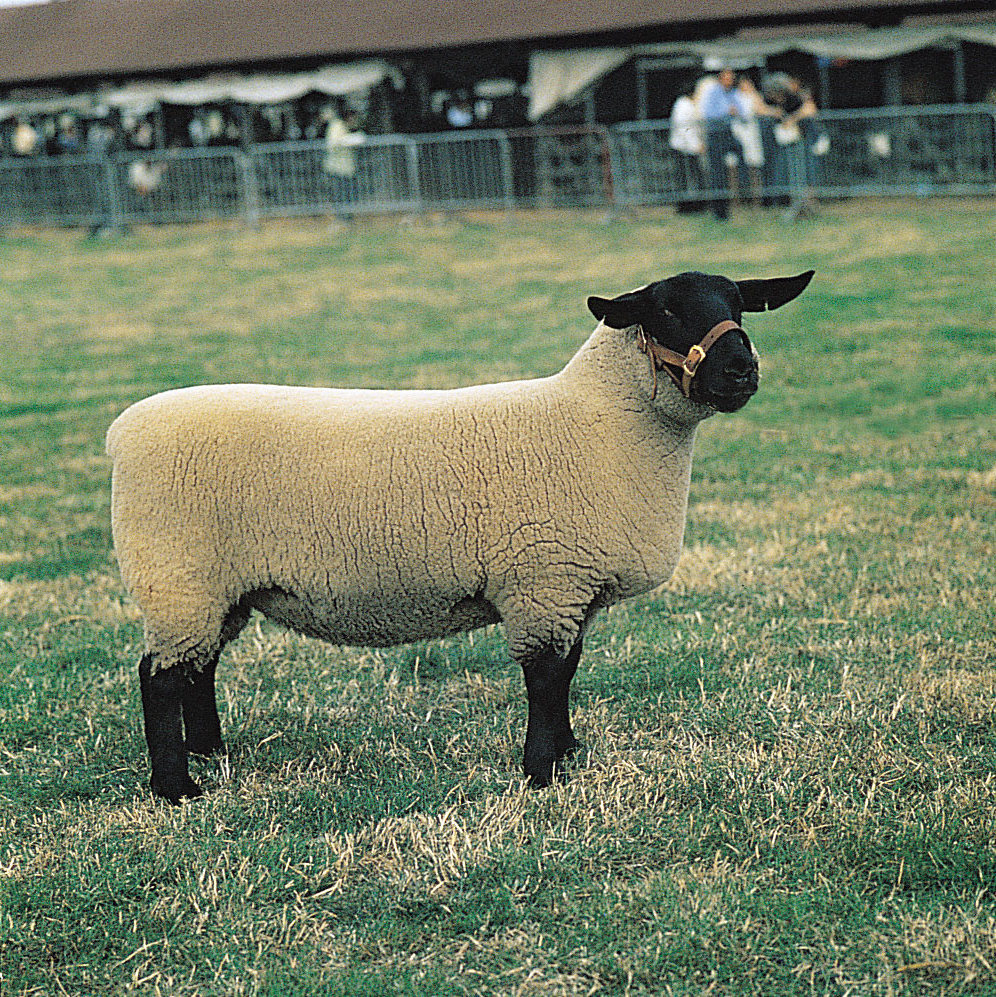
[724,355,757,382]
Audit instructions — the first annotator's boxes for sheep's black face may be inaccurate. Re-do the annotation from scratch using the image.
[587,269,814,412]
[694,326,758,413]
[652,273,759,411]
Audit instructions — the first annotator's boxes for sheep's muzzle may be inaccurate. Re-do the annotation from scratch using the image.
[636,319,750,402]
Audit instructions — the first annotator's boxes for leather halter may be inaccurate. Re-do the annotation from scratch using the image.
[635,319,747,400]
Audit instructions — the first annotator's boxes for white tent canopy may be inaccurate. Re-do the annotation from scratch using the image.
[0,91,102,122]
[527,49,632,123]
[0,59,397,121]
[104,60,396,111]
[527,21,996,120]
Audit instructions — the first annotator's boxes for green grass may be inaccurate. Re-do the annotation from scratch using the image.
[1,200,995,995]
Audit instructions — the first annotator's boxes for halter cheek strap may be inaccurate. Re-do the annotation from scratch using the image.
[636,319,746,400]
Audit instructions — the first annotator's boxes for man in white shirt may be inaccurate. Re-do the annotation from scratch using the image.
[700,68,750,220]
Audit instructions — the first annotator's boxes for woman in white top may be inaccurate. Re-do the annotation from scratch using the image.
[668,80,707,213]
[323,108,365,220]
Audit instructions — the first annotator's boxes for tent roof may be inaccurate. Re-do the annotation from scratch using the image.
[527,20,996,119]
[0,0,986,87]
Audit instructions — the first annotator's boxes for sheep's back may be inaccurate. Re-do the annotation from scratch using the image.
[107,381,598,633]
[107,373,692,655]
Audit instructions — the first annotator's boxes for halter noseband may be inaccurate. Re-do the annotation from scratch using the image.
[635,319,747,400]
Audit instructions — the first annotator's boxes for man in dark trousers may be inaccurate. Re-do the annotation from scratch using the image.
[700,68,748,220]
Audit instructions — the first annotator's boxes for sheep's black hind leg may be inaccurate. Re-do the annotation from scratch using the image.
[182,651,224,757]
[139,654,202,804]
[521,637,583,787]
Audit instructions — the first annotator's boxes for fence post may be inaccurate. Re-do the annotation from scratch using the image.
[405,139,423,214]
[497,132,516,212]
[102,154,125,232]
[237,150,261,226]
[605,128,626,208]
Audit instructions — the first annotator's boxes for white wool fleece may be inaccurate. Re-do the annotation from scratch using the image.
[106,322,711,673]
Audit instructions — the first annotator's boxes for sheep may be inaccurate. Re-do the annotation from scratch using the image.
[106,268,814,803]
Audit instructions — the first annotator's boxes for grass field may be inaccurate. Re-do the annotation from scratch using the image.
[1,199,995,996]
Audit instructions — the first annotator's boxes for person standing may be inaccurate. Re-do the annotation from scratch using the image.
[12,117,39,157]
[668,79,706,213]
[770,75,822,217]
[700,68,750,220]
[323,107,365,222]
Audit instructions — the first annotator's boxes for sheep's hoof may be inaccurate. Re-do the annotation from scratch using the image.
[524,757,568,789]
[559,737,583,760]
[525,738,584,787]
[185,735,225,758]
[526,765,567,789]
[150,772,203,805]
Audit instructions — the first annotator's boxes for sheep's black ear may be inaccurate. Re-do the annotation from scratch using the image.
[736,270,815,312]
[587,287,654,329]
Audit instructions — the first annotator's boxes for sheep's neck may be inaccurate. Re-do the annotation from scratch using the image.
[558,323,703,547]
[562,321,711,432]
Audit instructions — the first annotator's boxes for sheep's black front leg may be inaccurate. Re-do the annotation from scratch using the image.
[138,654,202,804]
[182,651,224,757]
[521,638,583,787]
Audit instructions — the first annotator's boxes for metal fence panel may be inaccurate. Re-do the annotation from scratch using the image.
[410,131,514,210]
[610,104,996,207]
[250,137,417,217]
[114,148,244,225]
[0,154,111,227]
[0,105,992,229]
[505,127,613,207]
[610,123,692,207]
[816,105,996,196]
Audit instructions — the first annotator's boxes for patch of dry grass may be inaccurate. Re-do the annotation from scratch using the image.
[2,200,995,995]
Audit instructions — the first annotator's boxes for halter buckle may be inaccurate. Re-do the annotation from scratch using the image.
[682,344,707,379]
